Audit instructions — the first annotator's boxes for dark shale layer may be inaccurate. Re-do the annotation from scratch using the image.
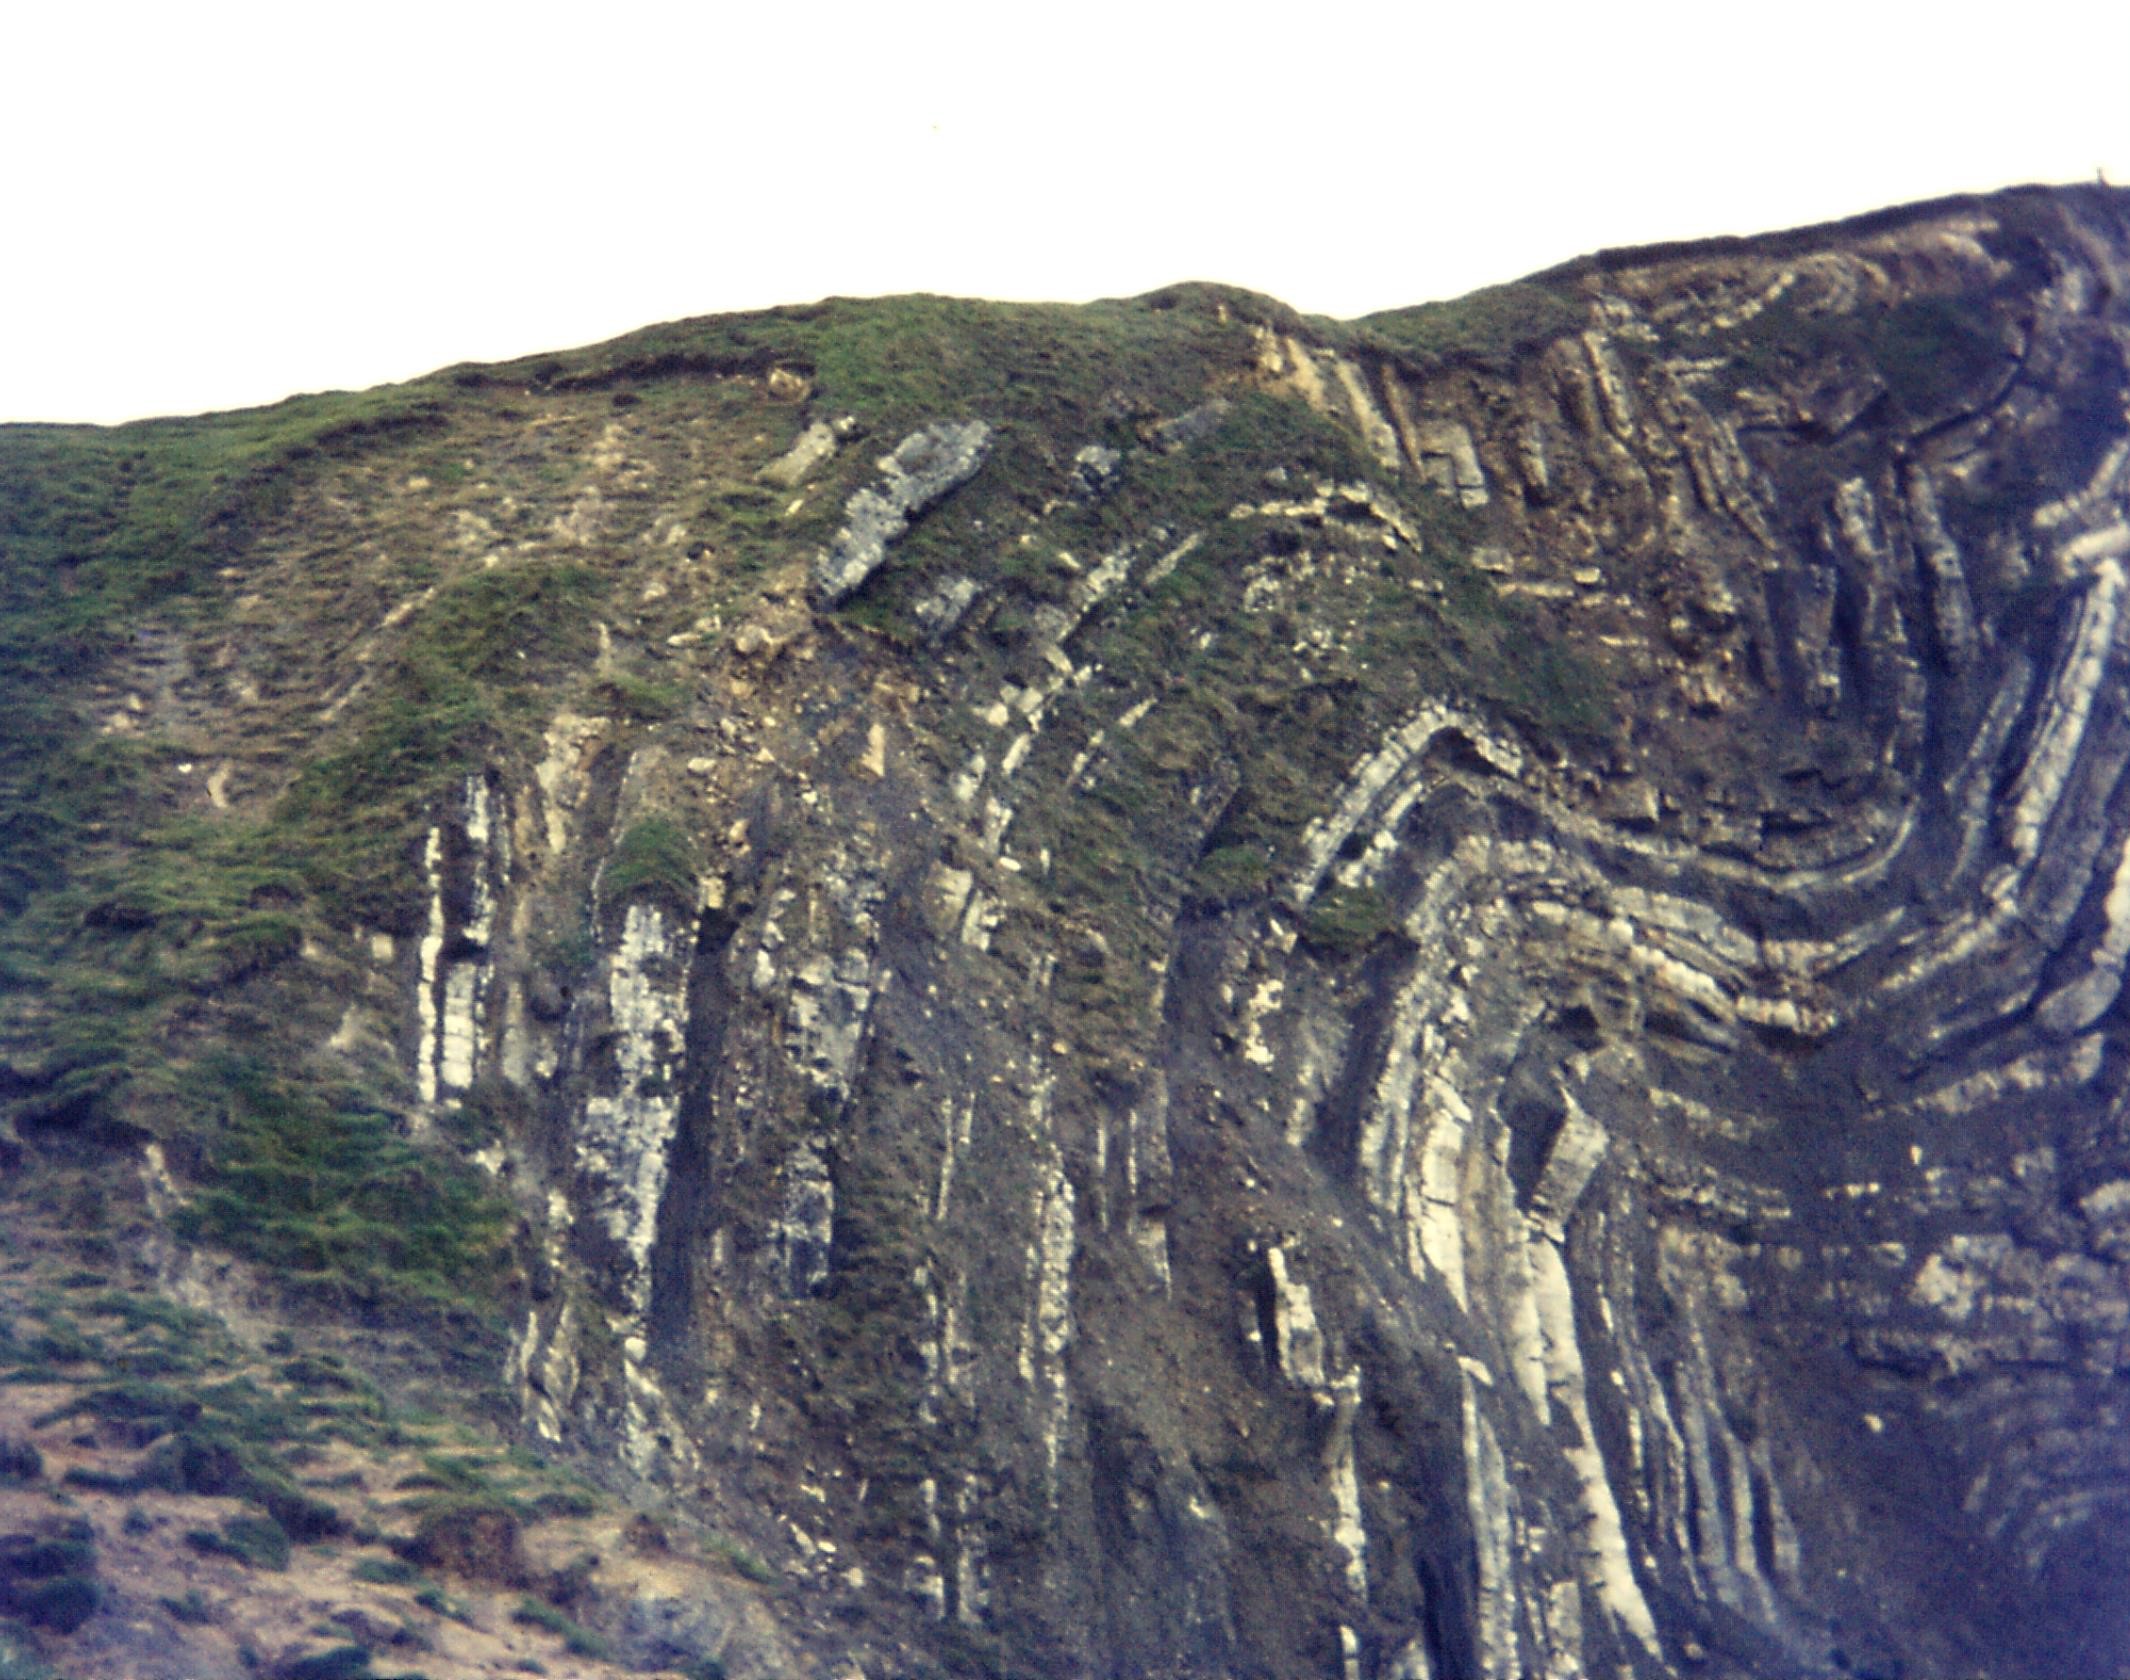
[3,182,2129,1679]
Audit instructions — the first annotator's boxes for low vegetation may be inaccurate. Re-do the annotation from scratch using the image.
[0,1244,754,1678]
[602,815,700,917]
[281,559,606,928]
[1354,280,1582,371]
[1690,287,2009,421]
[1302,885,1398,953]
[0,276,1611,1267]
[0,391,449,916]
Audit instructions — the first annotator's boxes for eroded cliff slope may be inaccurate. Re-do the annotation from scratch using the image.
[3,183,2129,1680]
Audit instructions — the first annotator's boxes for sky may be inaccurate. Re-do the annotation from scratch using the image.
[5,1,2127,425]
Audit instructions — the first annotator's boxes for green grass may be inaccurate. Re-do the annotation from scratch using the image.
[603,815,699,916]
[0,1523,94,1580]
[705,1534,777,1586]
[1500,638,1611,737]
[593,666,686,721]
[3,1279,414,1487]
[1186,844,1274,909]
[0,388,448,915]
[280,561,604,927]
[18,1313,101,1368]
[0,277,1645,1544]
[3,1035,511,1350]
[280,1353,373,1395]
[0,1260,640,1668]
[0,1439,40,1486]
[844,369,1621,1033]
[1302,885,1398,953]
[38,1378,202,1432]
[0,415,606,1299]
[87,1291,214,1339]
[511,1597,612,1659]
[0,806,313,1138]
[172,1056,511,1314]
[1355,280,1582,370]
[185,1512,292,1571]
[413,1583,475,1624]
[399,1452,506,1500]
[160,1587,215,1624]
[1698,288,2007,420]
[11,1574,100,1635]
[0,285,1515,1100]
[61,1410,342,1542]
[527,289,1262,440]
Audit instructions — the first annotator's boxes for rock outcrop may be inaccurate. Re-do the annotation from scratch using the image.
[812,419,994,603]
[3,183,2129,1679]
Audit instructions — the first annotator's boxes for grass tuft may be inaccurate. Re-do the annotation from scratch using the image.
[603,816,699,915]
[185,1512,292,1572]
[1302,885,1397,954]
[511,1597,612,1660]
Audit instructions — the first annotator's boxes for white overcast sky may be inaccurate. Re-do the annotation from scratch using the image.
[5,1,2127,424]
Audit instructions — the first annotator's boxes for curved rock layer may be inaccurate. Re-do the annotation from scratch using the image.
[9,184,2130,1679]
[488,189,2130,1679]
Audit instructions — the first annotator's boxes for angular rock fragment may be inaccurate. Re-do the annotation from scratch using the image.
[758,415,856,488]
[811,419,993,603]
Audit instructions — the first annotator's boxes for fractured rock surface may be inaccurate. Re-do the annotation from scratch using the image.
[6,184,2130,1679]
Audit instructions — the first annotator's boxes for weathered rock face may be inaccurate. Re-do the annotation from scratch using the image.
[6,184,2130,1679]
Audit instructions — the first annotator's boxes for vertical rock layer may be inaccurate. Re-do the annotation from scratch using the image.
[6,184,2130,1679]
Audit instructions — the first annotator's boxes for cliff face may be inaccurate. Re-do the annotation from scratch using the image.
[3,184,2129,1680]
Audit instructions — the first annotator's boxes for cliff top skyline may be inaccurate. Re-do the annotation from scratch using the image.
[6,0,2125,425]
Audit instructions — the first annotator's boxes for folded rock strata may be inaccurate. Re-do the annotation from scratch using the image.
[4,183,2130,1680]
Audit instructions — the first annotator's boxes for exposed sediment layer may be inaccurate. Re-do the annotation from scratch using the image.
[13,184,2130,1680]
[387,186,2130,1680]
